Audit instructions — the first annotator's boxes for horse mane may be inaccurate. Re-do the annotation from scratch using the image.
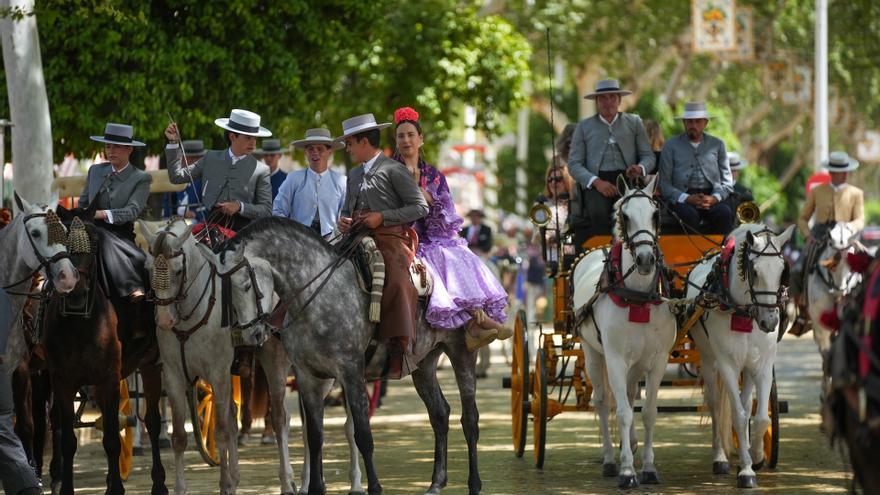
[222,216,333,263]
[611,192,628,241]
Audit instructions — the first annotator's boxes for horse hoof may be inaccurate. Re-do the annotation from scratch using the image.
[602,463,619,477]
[639,471,660,484]
[752,459,765,471]
[618,474,639,489]
[737,474,758,489]
[713,461,731,475]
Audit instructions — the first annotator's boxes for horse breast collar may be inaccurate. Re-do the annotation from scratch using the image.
[604,241,663,323]
[714,237,754,332]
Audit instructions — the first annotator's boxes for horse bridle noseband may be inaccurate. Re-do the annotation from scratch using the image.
[220,257,269,331]
[2,213,73,293]
[616,189,660,255]
[735,229,789,315]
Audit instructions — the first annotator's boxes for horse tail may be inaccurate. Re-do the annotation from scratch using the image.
[712,370,733,457]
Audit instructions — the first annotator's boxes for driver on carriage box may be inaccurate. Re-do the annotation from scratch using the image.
[722,152,754,214]
[78,123,152,302]
[658,101,735,235]
[566,79,655,249]
[789,151,864,335]
[337,113,429,380]
[165,109,273,233]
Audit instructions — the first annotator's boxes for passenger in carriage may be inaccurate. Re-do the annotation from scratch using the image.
[78,122,152,302]
[164,109,273,232]
[392,107,512,352]
[534,161,575,263]
[337,113,428,379]
[658,101,735,235]
[566,79,655,249]
[722,152,754,213]
[273,128,346,238]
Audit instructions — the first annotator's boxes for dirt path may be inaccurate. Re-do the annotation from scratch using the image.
[53,334,852,494]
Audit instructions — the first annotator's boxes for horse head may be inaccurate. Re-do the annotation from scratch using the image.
[218,247,274,347]
[12,192,78,293]
[817,222,861,295]
[614,175,660,276]
[140,218,195,329]
[738,225,795,333]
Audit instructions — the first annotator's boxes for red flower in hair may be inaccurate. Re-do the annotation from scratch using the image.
[394,107,420,125]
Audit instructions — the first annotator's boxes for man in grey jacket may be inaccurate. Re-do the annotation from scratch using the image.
[165,109,273,232]
[658,102,734,234]
[338,113,428,379]
[567,79,655,248]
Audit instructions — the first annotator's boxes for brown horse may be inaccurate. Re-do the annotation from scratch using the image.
[45,208,167,495]
[825,253,880,493]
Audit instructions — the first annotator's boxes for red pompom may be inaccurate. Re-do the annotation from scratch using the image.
[394,107,420,125]
[819,306,840,332]
[847,251,873,274]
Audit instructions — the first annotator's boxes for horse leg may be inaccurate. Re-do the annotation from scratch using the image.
[208,373,236,495]
[49,396,63,493]
[716,360,757,488]
[12,362,35,472]
[237,350,254,446]
[410,351,449,494]
[32,371,50,480]
[700,354,730,474]
[339,368,381,495]
[257,345,295,495]
[297,373,329,495]
[638,361,665,485]
[163,370,189,495]
[625,369,639,455]
[342,396,364,495]
[96,377,124,494]
[140,362,168,495]
[55,383,78,495]
[748,366,773,471]
[583,344,615,475]
[448,344,481,495]
[605,352,637,488]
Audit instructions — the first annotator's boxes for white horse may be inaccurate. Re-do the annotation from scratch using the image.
[141,219,269,495]
[220,246,368,495]
[1,193,78,374]
[805,222,861,357]
[686,224,794,488]
[572,176,677,488]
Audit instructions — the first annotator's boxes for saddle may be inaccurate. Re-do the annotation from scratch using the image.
[354,235,433,323]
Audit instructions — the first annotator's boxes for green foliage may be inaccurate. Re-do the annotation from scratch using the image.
[738,165,787,223]
[629,91,676,141]
[865,199,880,226]
[0,0,530,160]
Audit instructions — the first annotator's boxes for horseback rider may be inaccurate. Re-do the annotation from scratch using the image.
[790,150,865,335]
[567,78,655,249]
[255,139,288,200]
[337,113,429,379]
[78,123,152,302]
[723,152,754,214]
[658,101,735,235]
[273,128,347,238]
[164,108,273,233]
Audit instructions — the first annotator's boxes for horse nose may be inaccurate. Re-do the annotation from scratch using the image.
[760,314,779,333]
[636,252,655,268]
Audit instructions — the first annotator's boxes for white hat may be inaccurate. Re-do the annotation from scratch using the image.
[678,102,711,120]
[90,123,146,147]
[338,113,391,140]
[822,151,859,172]
[291,128,344,150]
[255,139,286,155]
[728,152,747,171]
[214,109,272,137]
[584,79,632,100]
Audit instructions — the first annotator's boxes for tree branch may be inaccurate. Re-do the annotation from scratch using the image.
[734,100,772,135]
[530,96,570,134]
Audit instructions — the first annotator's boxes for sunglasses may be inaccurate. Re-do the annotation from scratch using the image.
[548,176,564,183]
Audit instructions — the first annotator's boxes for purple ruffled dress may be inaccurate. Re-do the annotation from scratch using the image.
[401,158,508,329]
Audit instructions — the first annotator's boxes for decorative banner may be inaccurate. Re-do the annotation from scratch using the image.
[719,7,754,61]
[692,0,737,53]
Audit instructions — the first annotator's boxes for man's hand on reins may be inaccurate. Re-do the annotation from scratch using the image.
[361,212,384,229]
[338,216,353,233]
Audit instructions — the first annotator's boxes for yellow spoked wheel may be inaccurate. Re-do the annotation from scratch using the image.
[118,379,134,481]
[511,309,529,457]
[190,376,243,467]
[533,349,548,469]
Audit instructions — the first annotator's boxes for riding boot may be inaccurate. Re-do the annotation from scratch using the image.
[385,337,410,380]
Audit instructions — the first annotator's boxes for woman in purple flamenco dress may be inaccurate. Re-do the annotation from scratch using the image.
[393,107,512,351]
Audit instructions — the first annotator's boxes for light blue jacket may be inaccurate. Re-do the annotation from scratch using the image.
[658,133,733,204]
[272,168,346,236]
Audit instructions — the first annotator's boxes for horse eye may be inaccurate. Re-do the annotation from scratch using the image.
[244,284,251,292]
[30,230,41,238]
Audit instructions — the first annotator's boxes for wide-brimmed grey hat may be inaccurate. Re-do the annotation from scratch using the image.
[678,101,711,120]
[728,152,747,171]
[90,123,146,147]
[214,108,272,137]
[822,151,859,172]
[291,128,344,150]
[182,139,206,157]
[338,113,392,140]
[584,79,632,100]
[255,139,286,155]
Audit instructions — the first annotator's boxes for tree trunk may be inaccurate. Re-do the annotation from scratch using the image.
[0,0,53,204]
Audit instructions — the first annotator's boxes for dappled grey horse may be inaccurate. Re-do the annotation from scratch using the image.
[226,217,482,495]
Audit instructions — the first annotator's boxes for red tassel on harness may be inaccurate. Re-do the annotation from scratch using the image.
[819,306,840,332]
[608,242,660,323]
[629,305,651,323]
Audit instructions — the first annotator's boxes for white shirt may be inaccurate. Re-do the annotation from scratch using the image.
[360,151,382,190]
[103,163,131,224]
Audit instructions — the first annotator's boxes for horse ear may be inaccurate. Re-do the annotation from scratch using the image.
[13,191,28,214]
[745,230,755,246]
[194,241,216,262]
[138,221,158,252]
[616,174,629,195]
[46,192,59,211]
[643,174,658,194]
[172,224,195,250]
[776,224,796,246]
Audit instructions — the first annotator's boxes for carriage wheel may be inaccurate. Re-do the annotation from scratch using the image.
[533,348,548,469]
[367,380,382,418]
[190,379,220,467]
[118,379,134,481]
[765,369,780,469]
[510,309,529,457]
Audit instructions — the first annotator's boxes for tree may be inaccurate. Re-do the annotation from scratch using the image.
[0,0,52,203]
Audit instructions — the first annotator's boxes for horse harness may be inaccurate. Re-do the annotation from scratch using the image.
[2,211,73,295]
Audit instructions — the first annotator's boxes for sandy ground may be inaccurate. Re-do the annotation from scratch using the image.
[44,333,853,494]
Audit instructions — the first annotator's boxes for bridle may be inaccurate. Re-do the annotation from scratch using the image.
[220,257,270,331]
[2,212,73,293]
[738,230,790,314]
[814,232,857,296]
[615,189,660,257]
